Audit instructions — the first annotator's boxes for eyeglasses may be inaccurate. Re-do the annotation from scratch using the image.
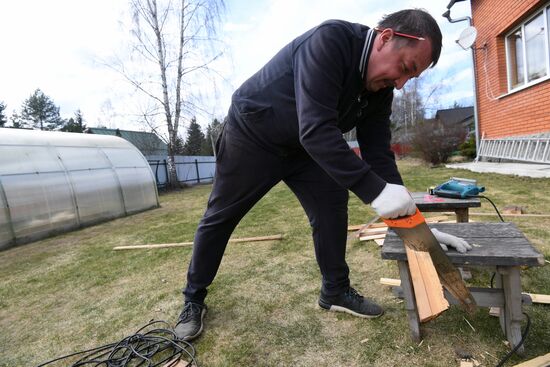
[374,27,425,41]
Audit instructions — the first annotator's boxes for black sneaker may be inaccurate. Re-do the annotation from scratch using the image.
[318,287,384,318]
[174,302,207,341]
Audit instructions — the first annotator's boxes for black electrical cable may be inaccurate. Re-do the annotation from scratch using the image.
[473,195,505,222]
[472,194,531,367]
[36,320,199,367]
[463,193,532,366]
[495,313,531,367]
[488,275,532,366]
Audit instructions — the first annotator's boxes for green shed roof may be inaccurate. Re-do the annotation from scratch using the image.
[86,127,167,156]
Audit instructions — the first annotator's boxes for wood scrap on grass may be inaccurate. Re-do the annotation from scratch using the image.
[512,352,550,366]
[113,234,284,250]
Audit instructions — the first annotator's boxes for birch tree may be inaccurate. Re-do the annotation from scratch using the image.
[391,73,446,143]
[115,0,224,187]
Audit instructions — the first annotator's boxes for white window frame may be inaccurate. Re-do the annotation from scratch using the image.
[505,3,550,92]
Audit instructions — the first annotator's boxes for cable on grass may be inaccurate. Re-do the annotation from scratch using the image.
[475,195,505,222]
[495,312,531,367]
[36,320,198,367]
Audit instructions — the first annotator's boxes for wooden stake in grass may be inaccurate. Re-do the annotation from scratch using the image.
[113,234,284,250]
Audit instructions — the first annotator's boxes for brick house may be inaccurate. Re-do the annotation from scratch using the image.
[466,0,550,162]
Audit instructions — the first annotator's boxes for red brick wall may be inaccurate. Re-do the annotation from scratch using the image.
[471,0,550,138]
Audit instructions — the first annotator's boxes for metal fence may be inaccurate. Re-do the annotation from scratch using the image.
[147,155,216,188]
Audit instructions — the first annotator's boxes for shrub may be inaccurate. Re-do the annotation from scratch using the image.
[409,120,467,165]
[459,134,477,159]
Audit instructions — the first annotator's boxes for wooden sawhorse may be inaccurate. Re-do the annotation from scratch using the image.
[381,222,544,354]
[412,192,481,223]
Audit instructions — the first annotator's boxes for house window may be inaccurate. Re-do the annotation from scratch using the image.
[506,6,550,90]
[507,29,524,88]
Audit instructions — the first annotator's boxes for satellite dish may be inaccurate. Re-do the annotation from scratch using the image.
[456,26,477,50]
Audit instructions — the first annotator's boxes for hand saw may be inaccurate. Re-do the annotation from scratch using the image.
[383,208,477,313]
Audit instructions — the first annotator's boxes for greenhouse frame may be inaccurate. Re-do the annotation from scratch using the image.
[0,128,159,250]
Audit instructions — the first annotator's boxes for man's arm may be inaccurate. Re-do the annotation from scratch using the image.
[293,23,387,204]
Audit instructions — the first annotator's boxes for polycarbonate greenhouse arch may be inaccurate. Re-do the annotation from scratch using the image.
[0,128,159,250]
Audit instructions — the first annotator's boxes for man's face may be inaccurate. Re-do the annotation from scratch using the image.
[365,29,433,92]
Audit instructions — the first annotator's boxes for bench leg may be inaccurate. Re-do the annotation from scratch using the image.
[454,209,470,278]
[455,208,469,223]
[397,260,421,342]
[497,266,525,355]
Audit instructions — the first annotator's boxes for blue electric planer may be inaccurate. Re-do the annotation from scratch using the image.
[431,177,485,199]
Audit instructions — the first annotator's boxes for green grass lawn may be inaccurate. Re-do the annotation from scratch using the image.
[1,159,549,366]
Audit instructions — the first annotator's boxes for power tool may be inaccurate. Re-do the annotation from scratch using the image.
[429,177,485,199]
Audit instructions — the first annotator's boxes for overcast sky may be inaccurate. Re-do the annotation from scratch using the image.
[0,0,473,134]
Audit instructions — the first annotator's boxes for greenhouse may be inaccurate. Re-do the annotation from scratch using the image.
[0,128,159,250]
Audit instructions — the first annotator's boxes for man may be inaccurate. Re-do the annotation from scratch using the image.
[175,9,448,341]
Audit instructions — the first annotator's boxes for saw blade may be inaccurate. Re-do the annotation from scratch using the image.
[384,209,477,313]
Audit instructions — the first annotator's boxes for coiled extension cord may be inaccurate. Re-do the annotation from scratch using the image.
[36,320,198,367]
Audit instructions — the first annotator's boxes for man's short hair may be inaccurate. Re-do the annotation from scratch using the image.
[378,9,443,67]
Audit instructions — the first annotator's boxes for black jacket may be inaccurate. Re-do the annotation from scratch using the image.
[231,20,403,204]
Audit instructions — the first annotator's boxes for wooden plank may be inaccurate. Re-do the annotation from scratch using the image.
[113,234,284,250]
[394,223,524,239]
[359,233,386,241]
[365,221,389,228]
[470,212,550,218]
[391,286,507,309]
[512,352,550,367]
[444,287,504,308]
[359,227,388,235]
[405,246,432,321]
[460,361,474,367]
[489,307,500,317]
[348,216,382,239]
[411,192,481,210]
[415,248,450,319]
[374,239,385,247]
[380,277,401,287]
[526,293,550,304]
[405,245,449,322]
[349,220,397,231]
[386,213,476,313]
[425,215,454,223]
[382,223,545,267]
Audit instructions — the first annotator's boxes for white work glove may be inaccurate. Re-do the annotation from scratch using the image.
[371,183,416,219]
[431,228,472,253]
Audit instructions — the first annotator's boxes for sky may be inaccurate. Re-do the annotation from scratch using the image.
[0,0,474,136]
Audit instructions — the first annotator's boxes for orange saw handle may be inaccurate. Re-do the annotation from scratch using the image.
[382,208,425,228]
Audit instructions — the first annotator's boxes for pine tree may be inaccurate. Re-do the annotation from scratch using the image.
[183,118,205,155]
[61,109,86,133]
[173,135,186,155]
[21,89,63,130]
[10,110,26,129]
[0,102,7,127]
[201,118,222,155]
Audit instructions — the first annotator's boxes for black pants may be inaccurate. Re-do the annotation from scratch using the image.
[183,113,350,304]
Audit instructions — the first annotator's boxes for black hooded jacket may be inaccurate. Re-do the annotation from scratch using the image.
[230,19,403,204]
